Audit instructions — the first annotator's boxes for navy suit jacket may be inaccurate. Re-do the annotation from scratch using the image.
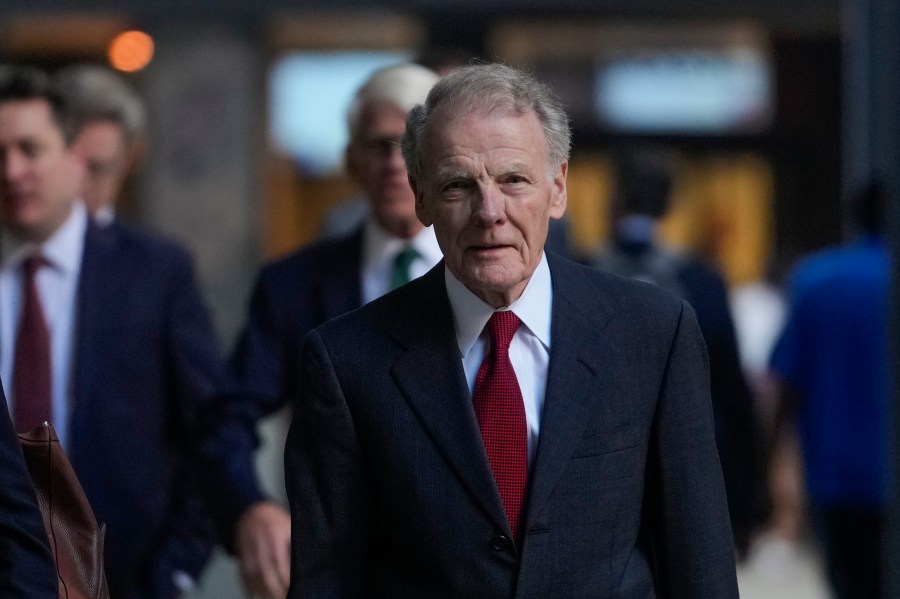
[68,220,227,599]
[199,229,363,543]
[0,382,57,598]
[286,254,739,598]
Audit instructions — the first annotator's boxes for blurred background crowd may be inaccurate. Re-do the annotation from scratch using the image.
[0,0,897,598]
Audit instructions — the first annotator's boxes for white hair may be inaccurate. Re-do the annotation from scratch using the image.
[54,64,146,142]
[346,63,439,139]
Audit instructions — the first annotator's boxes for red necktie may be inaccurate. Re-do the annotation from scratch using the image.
[13,254,52,432]
[473,311,528,541]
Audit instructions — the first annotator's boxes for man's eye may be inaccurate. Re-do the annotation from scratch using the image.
[443,180,469,191]
[360,137,401,156]
[20,142,39,158]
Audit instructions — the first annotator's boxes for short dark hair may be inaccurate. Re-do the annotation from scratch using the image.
[0,64,79,144]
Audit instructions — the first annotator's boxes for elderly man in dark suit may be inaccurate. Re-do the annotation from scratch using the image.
[285,63,739,598]
[0,65,226,599]
[0,381,57,598]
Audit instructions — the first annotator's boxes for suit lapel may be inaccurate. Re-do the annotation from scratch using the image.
[524,256,620,530]
[389,265,509,532]
[384,257,627,535]
[70,223,119,430]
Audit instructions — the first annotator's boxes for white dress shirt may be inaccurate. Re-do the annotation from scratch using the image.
[0,202,87,447]
[361,217,443,304]
[445,252,553,465]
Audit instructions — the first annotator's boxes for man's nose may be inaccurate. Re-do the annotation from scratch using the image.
[474,185,505,225]
[385,143,405,169]
[2,151,27,182]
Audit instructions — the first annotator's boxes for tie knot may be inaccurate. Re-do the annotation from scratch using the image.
[394,246,419,269]
[390,246,420,289]
[22,254,47,279]
[487,311,520,352]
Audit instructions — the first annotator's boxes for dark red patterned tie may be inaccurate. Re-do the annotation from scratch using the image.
[473,311,528,541]
[13,254,51,432]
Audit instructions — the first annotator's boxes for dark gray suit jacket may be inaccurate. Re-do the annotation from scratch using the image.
[285,253,738,598]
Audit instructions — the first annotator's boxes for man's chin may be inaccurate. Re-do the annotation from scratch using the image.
[6,222,46,242]
[372,210,421,238]
[372,189,414,208]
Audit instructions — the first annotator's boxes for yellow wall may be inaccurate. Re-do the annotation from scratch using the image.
[565,152,775,286]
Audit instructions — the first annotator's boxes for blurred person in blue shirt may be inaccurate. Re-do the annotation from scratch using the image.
[768,180,890,599]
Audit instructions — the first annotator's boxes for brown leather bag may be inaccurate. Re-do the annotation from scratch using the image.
[18,423,110,599]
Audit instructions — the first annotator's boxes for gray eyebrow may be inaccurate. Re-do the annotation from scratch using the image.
[435,161,535,182]
[435,166,472,181]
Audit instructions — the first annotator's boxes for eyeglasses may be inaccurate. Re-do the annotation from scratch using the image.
[355,136,403,158]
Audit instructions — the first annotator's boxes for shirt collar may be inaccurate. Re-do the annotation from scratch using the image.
[446,252,553,358]
[362,216,441,269]
[1,201,88,274]
[93,204,116,227]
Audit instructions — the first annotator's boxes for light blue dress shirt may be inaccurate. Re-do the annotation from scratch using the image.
[0,202,87,447]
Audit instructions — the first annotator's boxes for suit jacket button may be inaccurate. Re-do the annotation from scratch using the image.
[490,534,512,551]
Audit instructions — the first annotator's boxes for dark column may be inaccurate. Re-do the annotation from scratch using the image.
[876,0,900,597]
[138,22,265,345]
[841,2,899,597]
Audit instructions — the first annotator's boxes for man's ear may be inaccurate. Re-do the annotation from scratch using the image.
[66,134,88,177]
[345,144,359,184]
[68,131,86,157]
[549,161,568,220]
[127,136,147,172]
[412,176,433,227]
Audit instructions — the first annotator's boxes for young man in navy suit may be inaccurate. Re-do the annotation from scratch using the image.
[0,65,227,599]
[285,63,739,597]
[197,64,441,599]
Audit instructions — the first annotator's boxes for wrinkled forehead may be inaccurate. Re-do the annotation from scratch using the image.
[423,99,526,150]
[352,99,408,139]
[430,93,521,126]
[422,104,550,170]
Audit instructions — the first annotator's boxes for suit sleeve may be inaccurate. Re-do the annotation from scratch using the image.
[645,300,739,598]
[691,268,770,549]
[0,385,58,599]
[285,330,369,598]
[196,267,295,548]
